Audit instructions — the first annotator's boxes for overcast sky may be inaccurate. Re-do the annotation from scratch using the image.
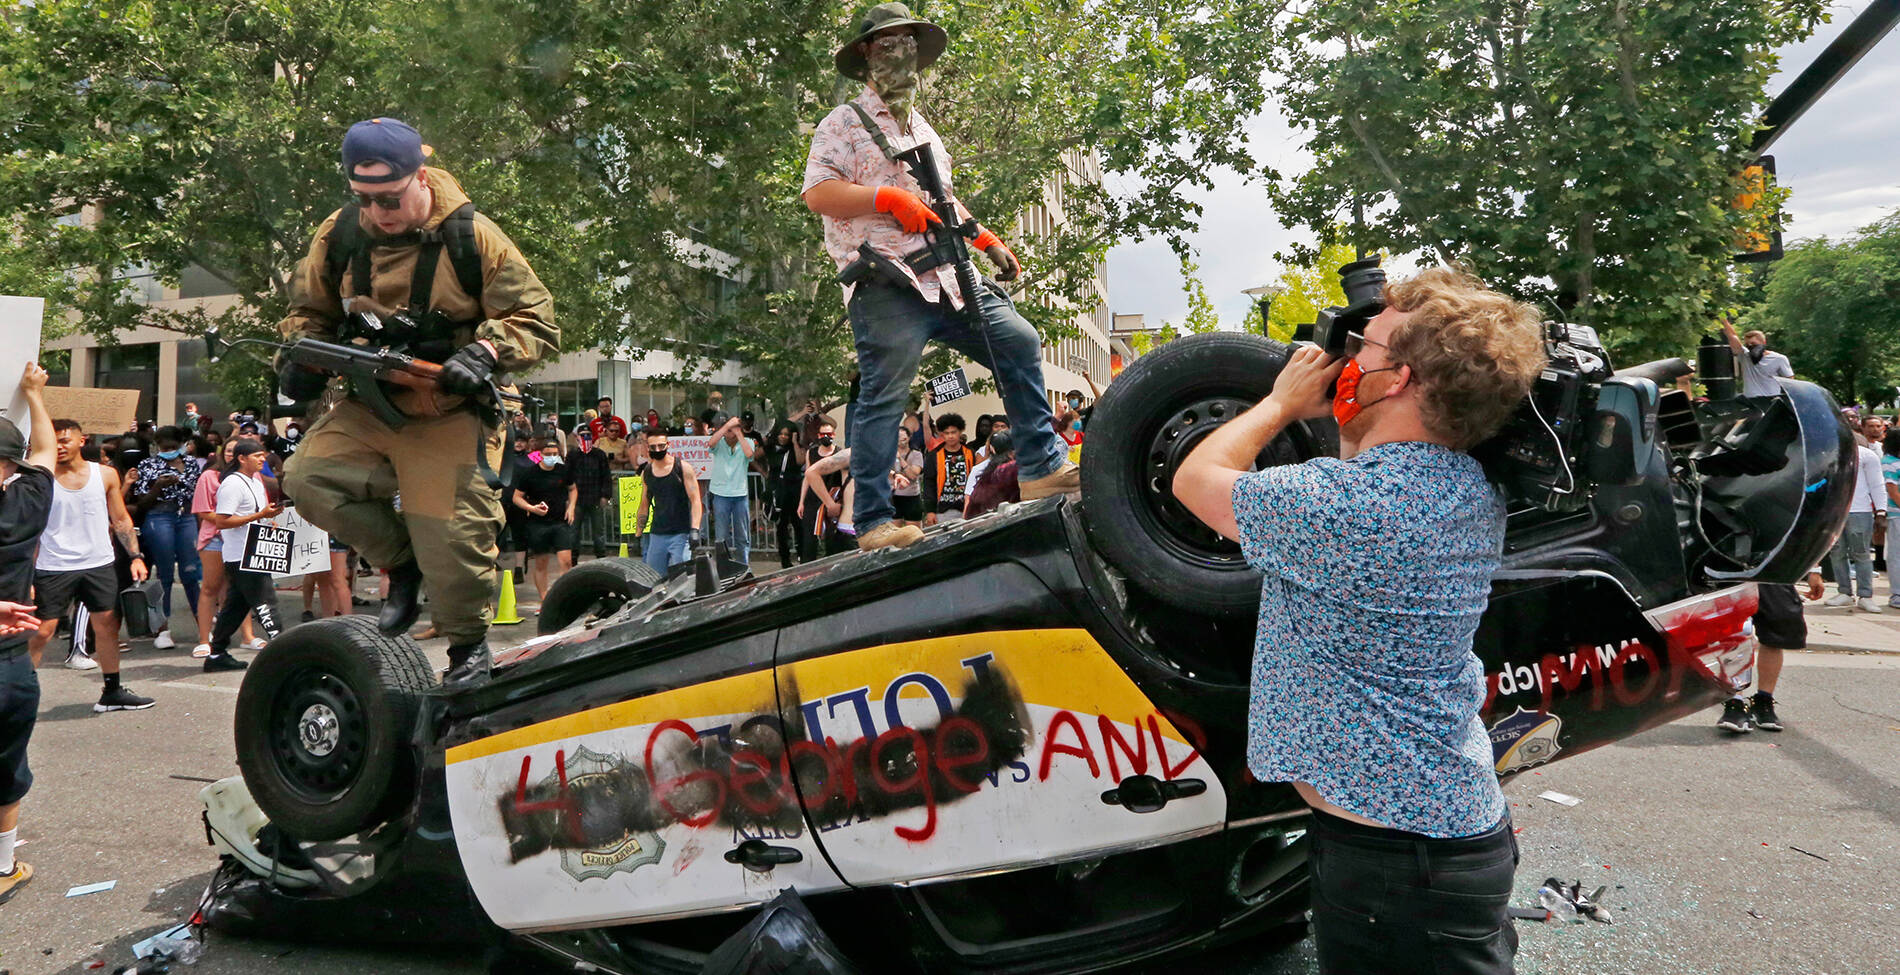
[1104,3,1900,329]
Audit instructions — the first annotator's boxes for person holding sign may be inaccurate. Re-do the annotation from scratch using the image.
[801,3,1079,555]
[203,441,286,673]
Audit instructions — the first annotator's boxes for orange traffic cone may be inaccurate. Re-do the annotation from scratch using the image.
[492,568,524,625]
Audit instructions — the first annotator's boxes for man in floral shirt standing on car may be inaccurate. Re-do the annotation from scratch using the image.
[801,2,1079,555]
[1175,268,1548,975]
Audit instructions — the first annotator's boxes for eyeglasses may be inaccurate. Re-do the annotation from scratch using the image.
[348,174,416,211]
[1344,330,1390,359]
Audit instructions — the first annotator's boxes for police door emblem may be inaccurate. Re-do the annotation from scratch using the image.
[1488,707,1563,775]
[554,746,667,882]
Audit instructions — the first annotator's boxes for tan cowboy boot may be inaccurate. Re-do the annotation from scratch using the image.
[858,521,926,551]
[1020,461,1081,500]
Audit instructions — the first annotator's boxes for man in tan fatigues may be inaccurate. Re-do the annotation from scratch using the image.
[278,118,557,684]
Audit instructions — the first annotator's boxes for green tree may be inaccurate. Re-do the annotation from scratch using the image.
[1131,254,1222,353]
[1263,239,1358,343]
[1,0,1281,409]
[1267,0,1824,360]
[1741,211,1900,407]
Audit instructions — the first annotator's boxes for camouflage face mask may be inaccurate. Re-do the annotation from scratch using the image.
[867,33,921,122]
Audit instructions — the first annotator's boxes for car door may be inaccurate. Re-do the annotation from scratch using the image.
[774,559,1228,889]
[442,626,848,932]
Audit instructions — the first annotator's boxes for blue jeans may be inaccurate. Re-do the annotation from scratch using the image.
[140,508,202,618]
[847,280,1064,534]
[643,533,691,574]
[710,494,750,567]
[1829,511,1876,597]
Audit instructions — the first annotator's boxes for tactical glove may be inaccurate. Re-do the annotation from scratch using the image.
[873,186,942,235]
[972,227,1021,281]
[277,362,328,403]
[438,341,498,397]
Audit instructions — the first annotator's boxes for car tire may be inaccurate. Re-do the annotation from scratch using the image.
[1080,332,1327,618]
[235,615,434,842]
[536,557,664,634]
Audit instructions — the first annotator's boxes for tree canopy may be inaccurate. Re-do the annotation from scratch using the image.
[1,0,1281,407]
[1741,210,1900,408]
[1266,0,1824,361]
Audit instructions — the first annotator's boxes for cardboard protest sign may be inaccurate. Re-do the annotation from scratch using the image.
[242,507,332,577]
[42,386,140,436]
[668,435,714,478]
[927,367,972,406]
[0,297,44,441]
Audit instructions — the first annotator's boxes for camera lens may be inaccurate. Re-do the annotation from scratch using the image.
[1339,258,1386,307]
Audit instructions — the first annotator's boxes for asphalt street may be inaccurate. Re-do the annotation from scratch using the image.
[3,579,1897,975]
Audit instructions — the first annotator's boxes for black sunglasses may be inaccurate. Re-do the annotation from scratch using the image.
[348,174,416,211]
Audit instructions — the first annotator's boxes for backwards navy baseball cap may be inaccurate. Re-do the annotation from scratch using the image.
[341,118,425,183]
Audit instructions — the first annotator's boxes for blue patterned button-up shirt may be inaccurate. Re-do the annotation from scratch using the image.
[1232,441,1506,838]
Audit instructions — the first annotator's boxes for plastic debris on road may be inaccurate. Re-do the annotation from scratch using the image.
[65,880,117,897]
[1537,790,1583,807]
[1528,878,1614,924]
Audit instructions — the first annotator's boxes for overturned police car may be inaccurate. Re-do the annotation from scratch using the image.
[209,293,1851,973]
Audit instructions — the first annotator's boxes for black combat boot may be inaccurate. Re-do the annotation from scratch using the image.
[379,560,424,636]
[443,640,491,687]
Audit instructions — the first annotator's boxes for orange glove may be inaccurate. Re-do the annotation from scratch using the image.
[874,186,942,234]
[972,227,1020,280]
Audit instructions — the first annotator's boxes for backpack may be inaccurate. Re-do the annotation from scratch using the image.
[323,202,485,316]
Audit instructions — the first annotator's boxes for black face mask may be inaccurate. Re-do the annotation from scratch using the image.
[1747,343,1766,364]
[649,447,667,458]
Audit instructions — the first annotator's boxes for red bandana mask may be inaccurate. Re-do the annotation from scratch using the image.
[1333,359,1400,428]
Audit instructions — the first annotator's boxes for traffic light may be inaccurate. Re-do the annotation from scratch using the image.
[1734,155,1784,264]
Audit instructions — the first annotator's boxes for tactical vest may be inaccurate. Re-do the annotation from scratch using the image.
[323,202,485,357]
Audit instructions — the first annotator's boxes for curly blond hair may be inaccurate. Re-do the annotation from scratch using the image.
[1381,268,1548,451]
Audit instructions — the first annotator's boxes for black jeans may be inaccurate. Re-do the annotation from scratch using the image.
[1308,808,1519,975]
[209,566,285,654]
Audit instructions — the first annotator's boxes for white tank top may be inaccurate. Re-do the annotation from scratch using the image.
[37,461,116,572]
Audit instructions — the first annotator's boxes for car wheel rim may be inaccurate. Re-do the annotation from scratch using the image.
[270,667,368,802]
[1136,394,1311,570]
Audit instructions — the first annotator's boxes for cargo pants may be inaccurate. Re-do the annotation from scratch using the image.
[283,398,505,646]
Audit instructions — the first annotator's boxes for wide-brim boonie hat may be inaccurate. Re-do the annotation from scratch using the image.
[835,2,948,81]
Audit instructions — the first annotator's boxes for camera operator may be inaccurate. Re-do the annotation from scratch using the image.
[1175,268,1546,975]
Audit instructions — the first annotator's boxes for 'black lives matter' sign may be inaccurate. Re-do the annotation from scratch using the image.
[927,367,972,406]
[242,523,295,575]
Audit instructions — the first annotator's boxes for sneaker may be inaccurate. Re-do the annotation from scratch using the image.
[0,861,33,905]
[300,610,316,622]
[95,686,157,712]
[1020,461,1082,501]
[203,653,249,673]
[191,643,212,659]
[1750,692,1783,732]
[152,631,175,650]
[1716,698,1753,733]
[1824,593,1855,607]
[1860,598,1886,613]
[64,651,100,671]
[858,522,925,552]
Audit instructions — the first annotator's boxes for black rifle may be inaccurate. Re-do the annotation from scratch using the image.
[204,329,528,488]
[894,141,989,326]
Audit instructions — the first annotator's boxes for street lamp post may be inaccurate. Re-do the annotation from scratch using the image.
[1241,284,1286,338]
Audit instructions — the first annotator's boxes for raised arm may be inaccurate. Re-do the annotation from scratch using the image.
[18,363,53,472]
[1720,318,1744,356]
